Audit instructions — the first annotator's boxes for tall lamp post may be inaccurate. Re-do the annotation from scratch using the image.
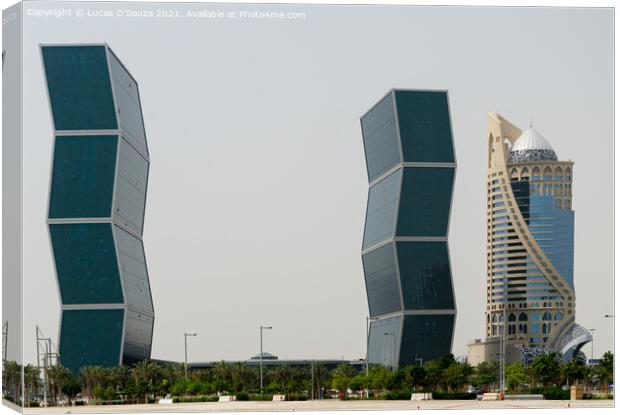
[589,328,596,361]
[365,317,379,377]
[384,333,396,371]
[260,325,272,394]
[184,332,197,380]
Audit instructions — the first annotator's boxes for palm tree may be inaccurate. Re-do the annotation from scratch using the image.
[23,364,41,405]
[109,365,130,394]
[230,362,257,392]
[3,360,22,403]
[311,363,329,399]
[130,360,161,403]
[211,361,233,392]
[47,364,70,405]
[92,366,108,389]
[80,366,97,400]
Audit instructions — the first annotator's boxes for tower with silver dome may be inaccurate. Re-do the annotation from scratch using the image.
[472,113,591,365]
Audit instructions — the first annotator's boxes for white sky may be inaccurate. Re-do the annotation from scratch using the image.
[7,1,614,365]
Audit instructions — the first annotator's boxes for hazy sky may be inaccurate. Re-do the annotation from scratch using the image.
[12,1,614,365]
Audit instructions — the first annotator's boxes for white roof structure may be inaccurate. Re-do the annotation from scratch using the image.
[509,127,558,163]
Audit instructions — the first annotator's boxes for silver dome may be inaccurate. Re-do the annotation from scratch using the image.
[509,127,558,163]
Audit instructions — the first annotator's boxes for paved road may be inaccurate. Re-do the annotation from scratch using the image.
[19,399,614,413]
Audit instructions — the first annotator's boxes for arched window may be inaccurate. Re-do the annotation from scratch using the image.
[519,312,528,321]
[543,166,552,180]
[543,312,552,321]
[565,167,572,180]
[554,166,563,180]
[532,167,541,180]
[492,314,497,323]
[521,167,530,179]
[508,313,516,322]
[510,168,518,179]
[554,312,563,321]
[499,314,504,322]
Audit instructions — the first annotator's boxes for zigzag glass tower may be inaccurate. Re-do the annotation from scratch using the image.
[361,89,456,369]
[42,45,154,374]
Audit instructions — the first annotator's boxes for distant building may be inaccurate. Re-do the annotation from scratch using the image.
[468,114,590,366]
[360,89,457,369]
[250,352,278,360]
[42,45,154,374]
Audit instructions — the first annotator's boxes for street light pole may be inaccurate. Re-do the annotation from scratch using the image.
[184,333,197,381]
[589,328,596,361]
[260,325,272,395]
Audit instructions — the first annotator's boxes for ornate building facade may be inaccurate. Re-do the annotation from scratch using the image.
[469,113,590,365]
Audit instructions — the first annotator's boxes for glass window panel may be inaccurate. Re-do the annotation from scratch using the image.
[362,243,401,317]
[400,314,455,365]
[395,90,455,163]
[363,170,401,249]
[49,223,124,304]
[59,309,124,374]
[122,309,154,364]
[368,316,402,368]
[397,167,454,237]
[113,138,149,235]
[49,135,118,219]
[108,50,148,155]
[397,241,455,310]
[361,93,401,182]
[113,225,153,313]
[42,46,117,131]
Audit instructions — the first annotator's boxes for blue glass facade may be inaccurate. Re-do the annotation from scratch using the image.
[361,90,456,368]
[43,45,153,374]
[528,193,575,289]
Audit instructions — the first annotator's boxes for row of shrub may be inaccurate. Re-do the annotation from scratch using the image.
[172,395,219,403]
[432,392,477,400]
[172,393,309,402]
[529,387,570,400]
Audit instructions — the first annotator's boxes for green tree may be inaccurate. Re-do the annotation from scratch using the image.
[23,364,40,404]
[531,352,561,387]
[47,363,71,405]
[349,374,367,394]
[3,360,22,403]
[211,361,233,393]
[130,360,161,403]
[80,366,98,400]
[330,363,357,398]
[505,362,528,393]
[311,363,329,399]
[471,361,499,391]
[561,359,587,386]
[368,365,392,396]
[595,351,613,392]
[61,375,82,401]
[443,362,473,392]
[422,360,443,391]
